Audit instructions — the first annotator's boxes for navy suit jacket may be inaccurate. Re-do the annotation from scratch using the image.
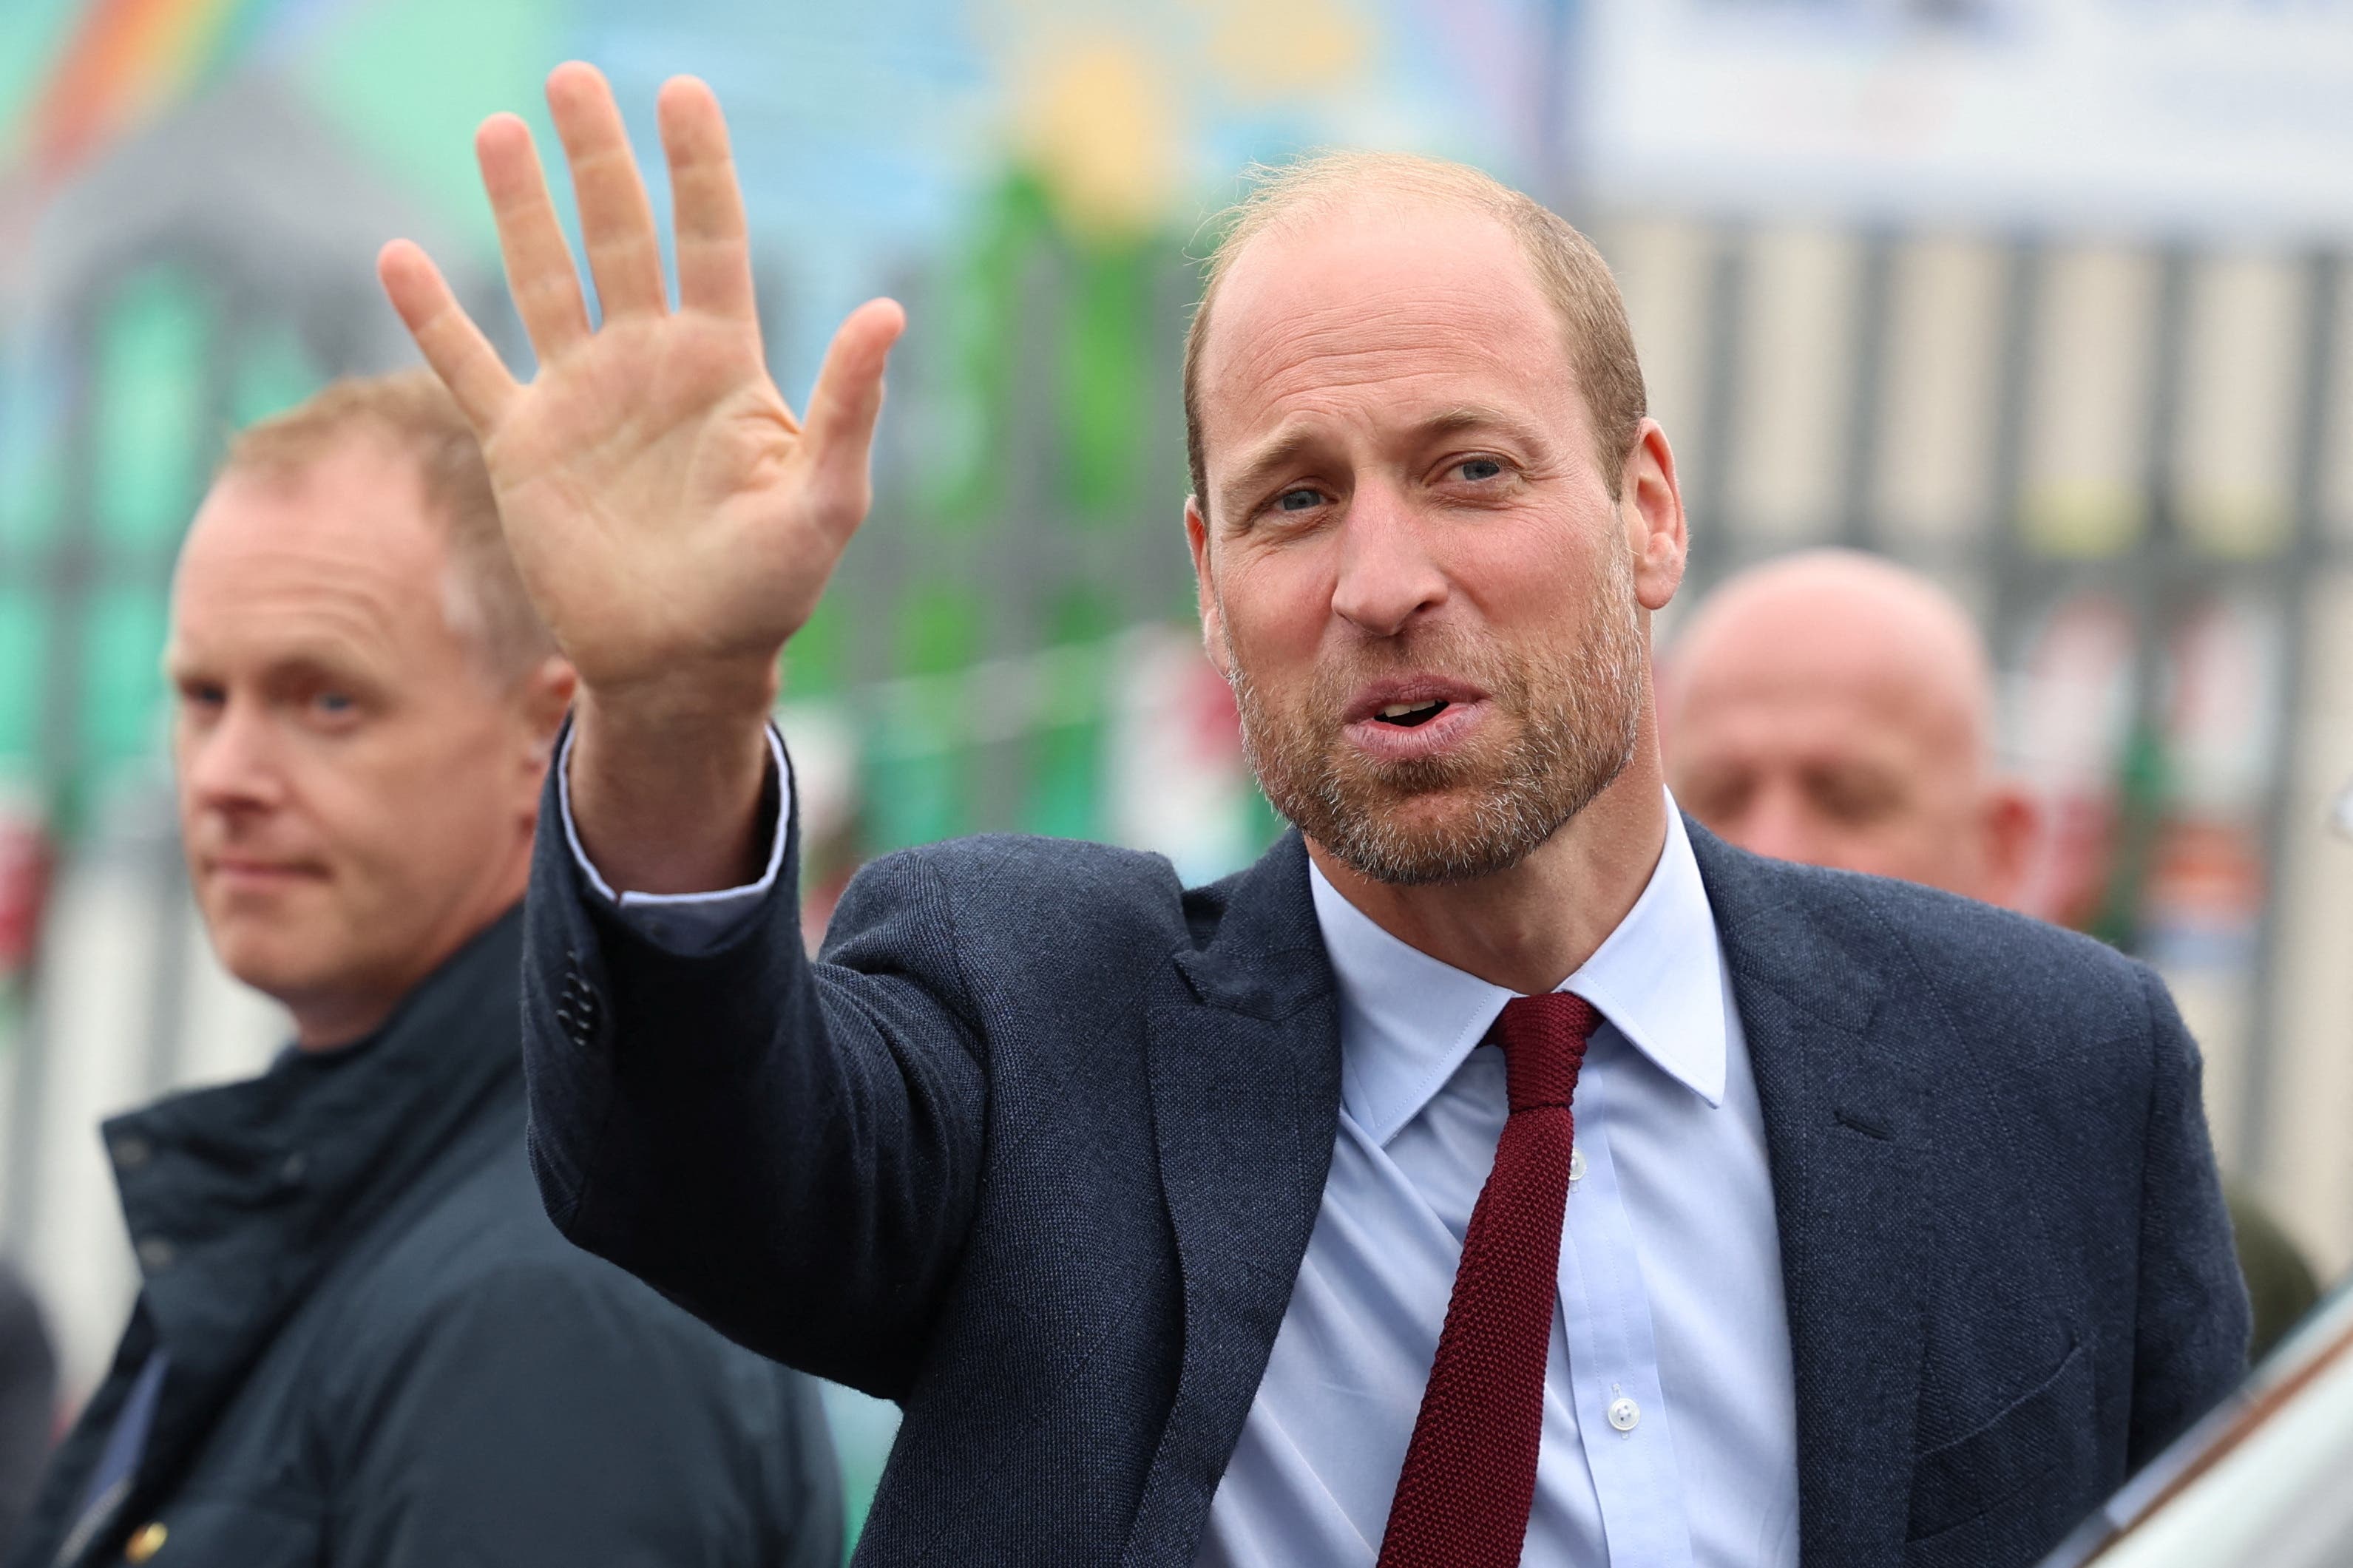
[521,776,2248,1568]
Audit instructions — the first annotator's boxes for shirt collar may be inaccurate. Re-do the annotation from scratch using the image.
[1309,792,1731,1147]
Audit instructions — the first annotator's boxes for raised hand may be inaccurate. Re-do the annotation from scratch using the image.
[378,64,901,892]
[378,62,901,705]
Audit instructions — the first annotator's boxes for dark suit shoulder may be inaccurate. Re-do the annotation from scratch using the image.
[827,832,1194,965]
[1811,862,2149,1039]
[1698,832,2160,1079]
[858,831,1187,908]
[1694,832,2164,1142]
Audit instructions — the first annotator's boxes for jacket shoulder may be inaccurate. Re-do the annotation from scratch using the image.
[1706,841,2159,1051]
[859,832,1186,902]
[328,1140,754,1362]
[303,1161,822,1518]
[1836,867,2148,1031]
[825,833,1194,959]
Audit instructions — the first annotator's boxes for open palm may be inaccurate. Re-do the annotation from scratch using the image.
[377,64,902,696]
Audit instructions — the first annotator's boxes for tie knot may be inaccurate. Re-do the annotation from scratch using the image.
[1491,993,1598,1112]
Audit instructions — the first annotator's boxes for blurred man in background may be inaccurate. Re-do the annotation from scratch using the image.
[1659,549,2035,908]
[1662,548,2320,1361]
[9,373,841,1568]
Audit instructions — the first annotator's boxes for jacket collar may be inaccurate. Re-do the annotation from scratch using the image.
[97,903,527,1530]
[1131,830,1342,1566]
[1168,829,1336,1022]
[1311,795,1730,1148]
[1687,821,1932,1568]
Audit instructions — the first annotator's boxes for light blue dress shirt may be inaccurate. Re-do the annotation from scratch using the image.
[564,736,1800,1565]
[1196,799,1798,1567]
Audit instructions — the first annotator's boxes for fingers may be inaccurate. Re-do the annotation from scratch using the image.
[658,76,758,324]
[377,240,521,430]
[800,298,907,531]
[546,62,668,321]
[476,112,592,360]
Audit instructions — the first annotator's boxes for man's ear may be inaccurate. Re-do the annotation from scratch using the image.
[516,655,578,772]
[1978,781,2040,912]
[1185,495,1231,678]
[1620,419,1689,614]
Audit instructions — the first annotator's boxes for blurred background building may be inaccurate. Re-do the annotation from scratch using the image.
[2,0,2352,1545]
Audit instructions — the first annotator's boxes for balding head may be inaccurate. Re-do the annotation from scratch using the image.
[1661,549,2034,905]
[1182,150,1647,515]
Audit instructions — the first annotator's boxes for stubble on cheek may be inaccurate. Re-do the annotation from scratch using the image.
[1216,546,1648,886]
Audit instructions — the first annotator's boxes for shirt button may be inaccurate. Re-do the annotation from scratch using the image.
[112,1137,152,1172]
[125,1521,167,1562]
[1608,1396,1641,1433]
[1568,1145,1587,1184]
[135,1237,175,1273]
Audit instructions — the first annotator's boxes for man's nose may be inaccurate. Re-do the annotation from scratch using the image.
[1330,486,1447,639]
[1727,778,1832,869]
[182,701,288,815]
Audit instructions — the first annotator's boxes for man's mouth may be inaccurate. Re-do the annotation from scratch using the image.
[207,858,328,886]
[1373,700,1450,729]
[1338,679,1489,758]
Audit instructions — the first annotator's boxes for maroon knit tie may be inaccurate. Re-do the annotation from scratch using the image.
[1376,991,1597,1568]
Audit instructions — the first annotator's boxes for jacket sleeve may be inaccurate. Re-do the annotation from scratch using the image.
[333,1261,842,1568]
[2125,963,2252,1469]
[521,736,989,1399]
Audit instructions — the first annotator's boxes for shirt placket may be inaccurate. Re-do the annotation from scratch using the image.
[1554,1037,1697,1567]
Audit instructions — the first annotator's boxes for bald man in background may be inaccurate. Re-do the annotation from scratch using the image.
[1662,549,2318,1362]
[1659,549,2034,907]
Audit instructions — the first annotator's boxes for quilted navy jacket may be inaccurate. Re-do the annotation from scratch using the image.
[16,908,840,1568]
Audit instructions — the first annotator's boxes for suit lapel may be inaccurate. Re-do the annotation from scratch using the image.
[1125,832,1343,1568]
[1692,822,1933,1568]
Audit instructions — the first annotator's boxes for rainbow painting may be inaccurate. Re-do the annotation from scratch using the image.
[13,0,305,187]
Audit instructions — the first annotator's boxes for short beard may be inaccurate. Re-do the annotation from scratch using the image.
[1224,544,1647,886]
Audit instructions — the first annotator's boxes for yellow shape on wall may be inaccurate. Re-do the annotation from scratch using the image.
[1018,39,1181,243]
[1201,0,1370,102]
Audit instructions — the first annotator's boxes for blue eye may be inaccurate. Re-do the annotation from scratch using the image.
[314,692,355,716]
[1276,488,1321,513]
[1456,458,1504,482]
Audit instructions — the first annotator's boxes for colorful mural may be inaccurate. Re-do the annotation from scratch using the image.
[0,0,1562,860]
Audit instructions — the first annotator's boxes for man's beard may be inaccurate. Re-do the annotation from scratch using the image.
[1223,545,1648,886]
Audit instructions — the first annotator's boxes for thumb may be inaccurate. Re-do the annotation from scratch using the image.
[800,297,907,532]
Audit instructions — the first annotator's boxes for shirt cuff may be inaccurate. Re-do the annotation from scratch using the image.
[557,722,791,956]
